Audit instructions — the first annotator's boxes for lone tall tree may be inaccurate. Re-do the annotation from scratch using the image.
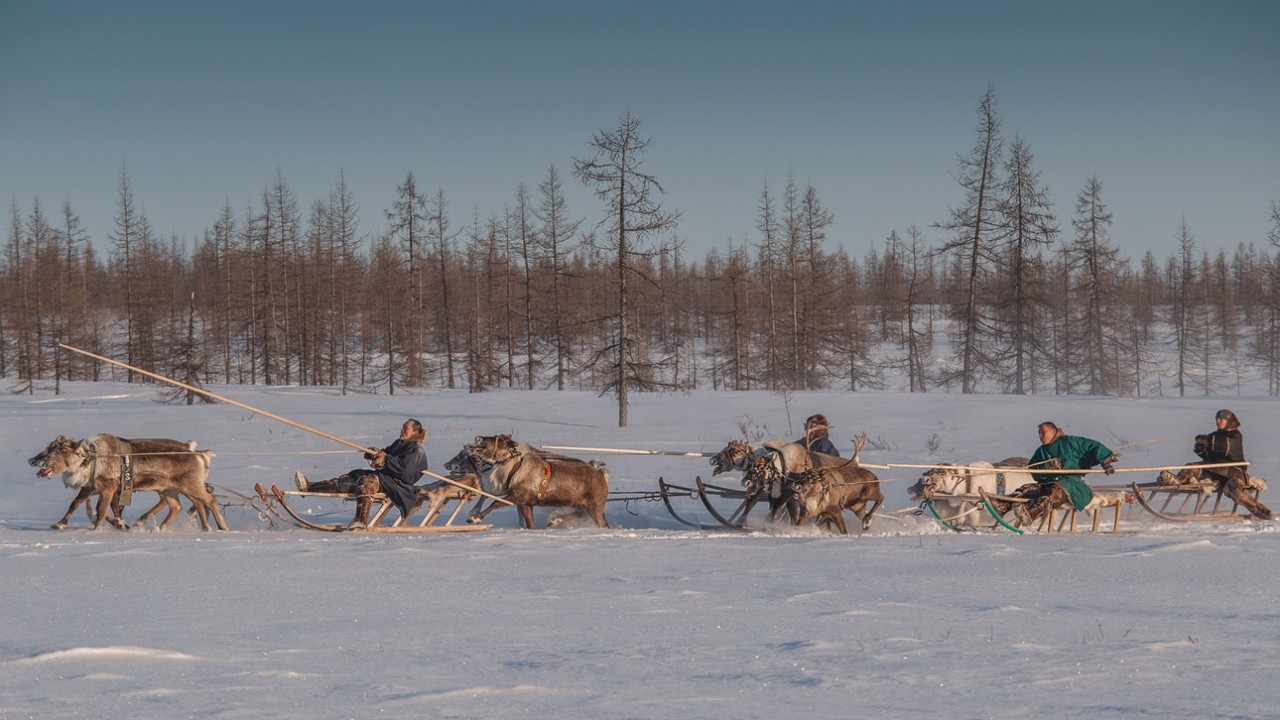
[573,112,679,426]
[937,85,1003,393]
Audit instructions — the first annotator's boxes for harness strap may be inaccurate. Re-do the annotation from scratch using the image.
[117,438,135,511]
[537,461,551,501]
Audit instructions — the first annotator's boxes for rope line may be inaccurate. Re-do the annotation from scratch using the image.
[85,449,352,458]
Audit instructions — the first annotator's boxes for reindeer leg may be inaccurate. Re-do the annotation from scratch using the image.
[517,505,537,529]
[205,493,229,531]
[96,481,128,530]
[860,497,883,531]
[54,487,95,529]
[589,502,608,528]
[832,511,849,535]
[134,493,178,529]
[160,492,183,529]
[784,495,802,524]
[185,494,212,531]
[469,498,508,524]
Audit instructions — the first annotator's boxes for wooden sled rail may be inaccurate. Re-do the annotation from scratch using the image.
[892,462,1248,474]
[975,488,1129,535]
[1129,481,1259,523]
[255,483,492,534]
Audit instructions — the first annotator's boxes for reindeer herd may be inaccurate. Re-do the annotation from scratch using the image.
[705,435,883,533]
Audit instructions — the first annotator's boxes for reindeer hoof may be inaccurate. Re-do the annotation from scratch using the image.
[50,522,67,530]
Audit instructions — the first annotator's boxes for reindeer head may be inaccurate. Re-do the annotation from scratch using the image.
[908,463,959,501]
[710,440,751,476]
[792,467,829,517]
[740,454,789,498]
[29,435,89,478]
[468,434,521,464]
[445,445,493,477]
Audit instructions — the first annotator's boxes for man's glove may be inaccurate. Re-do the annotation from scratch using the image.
[1193,435,1209,458]
[1041,457,1062,470]
[1101,454,1119,475]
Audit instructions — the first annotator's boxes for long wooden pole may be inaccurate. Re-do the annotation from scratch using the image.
[542,444,715,458]
[62,344,515,507]
[60,343,371,455]
[889,462,1248,474]
[423,470,514,506]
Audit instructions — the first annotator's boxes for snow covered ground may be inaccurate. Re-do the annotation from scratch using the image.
[2,383,1277,719]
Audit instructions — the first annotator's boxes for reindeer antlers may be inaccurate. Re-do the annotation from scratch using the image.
[850,432,868,464]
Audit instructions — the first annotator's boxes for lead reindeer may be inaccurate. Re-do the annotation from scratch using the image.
[29,434,226,531]
[730,434,872,526]
[32,436,188,529]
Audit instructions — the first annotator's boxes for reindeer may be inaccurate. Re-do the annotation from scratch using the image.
[793,460,883,534]
[722,434,872,526]
[908,458,1032,529]
[460,435,609,529]
[29,434,226,531]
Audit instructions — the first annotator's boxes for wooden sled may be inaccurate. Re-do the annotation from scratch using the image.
[978,487,1130,534]
[920,494,1007,532]
[694,476,782,531]
[1130,480,1258,523]
[656,478,724,530]
[254,482,491,533]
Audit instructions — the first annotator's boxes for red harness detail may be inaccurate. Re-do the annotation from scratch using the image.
[537,461,552,501]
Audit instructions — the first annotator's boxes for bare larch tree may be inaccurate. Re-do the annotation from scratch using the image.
[573,112,680,426]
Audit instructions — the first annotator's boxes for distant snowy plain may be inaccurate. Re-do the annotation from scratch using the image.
[2,383,1277,719]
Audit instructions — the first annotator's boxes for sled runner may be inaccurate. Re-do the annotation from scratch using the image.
[977,487,1131,534]
[694,477,773,530]
[254,482,491,533]
[656,478,733,530]
[1129,480,1260,523]
[919,494,997,531]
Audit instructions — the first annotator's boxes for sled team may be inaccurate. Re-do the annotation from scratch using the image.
[28,408,1273,531]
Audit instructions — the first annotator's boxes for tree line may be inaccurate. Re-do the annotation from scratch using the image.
[6,99,1280,424]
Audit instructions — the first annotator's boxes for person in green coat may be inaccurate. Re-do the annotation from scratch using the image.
[1016,421,1119,526]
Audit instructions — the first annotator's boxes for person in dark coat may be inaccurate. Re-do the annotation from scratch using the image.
[295,419,430,527]
[1014,421,1118,526]
[797,414,839,457]
[1162,409,1272,520]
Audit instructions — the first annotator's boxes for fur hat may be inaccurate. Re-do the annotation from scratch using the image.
[1215,409,1240,429]
[805,414,829,430]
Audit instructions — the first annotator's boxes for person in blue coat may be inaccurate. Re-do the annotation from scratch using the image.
[295,419,430,527]
[1016,421,1118,526]
[796,414,839,457]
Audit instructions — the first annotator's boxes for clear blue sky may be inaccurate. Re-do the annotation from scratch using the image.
[3,0,1277,261]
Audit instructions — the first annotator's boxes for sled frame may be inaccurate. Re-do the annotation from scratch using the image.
[254,483,491,533]
[1129,481,1256,523]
